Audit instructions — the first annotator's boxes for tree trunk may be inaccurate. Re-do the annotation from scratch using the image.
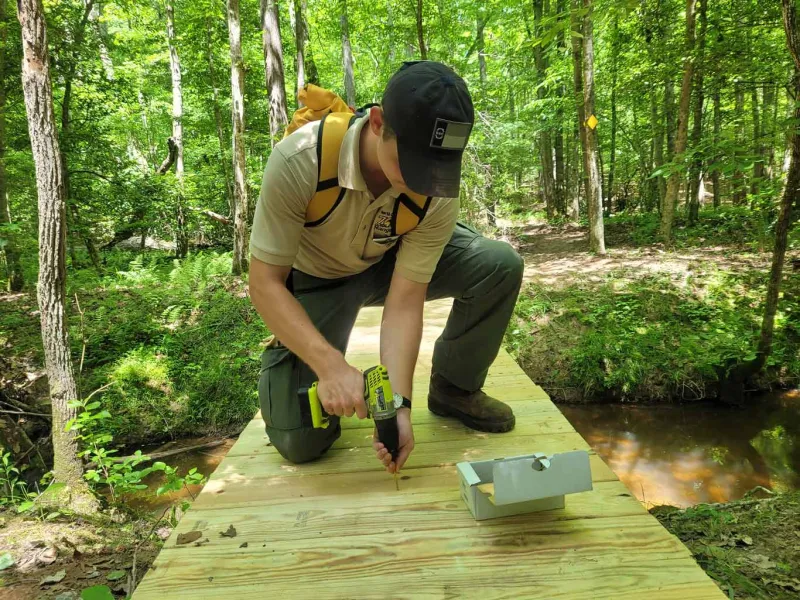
[712,83,721,208]
[227,0,249,276]
[733,83,747,205]
[570,0,587,220]
[89,2,113,80]
[606,16,619,213]
[207,18,234,216]
[0,0,22,291]
[763,84,776,181]
[261,0,289,145]
[341,0,356,107]
[665,79,676,163]
[580,0,604,253]
[415,0,427,59]
[477,14,487,86]
[744,0,800,380]
[554,0,566,215]
[688,0,706,225]
[534,0,555,218]
[294,0,305,104]
[751,87,763,196]
[650,87,665,212]
[660,0,697,244]
[17,0,98,514]
[166,1,188,258]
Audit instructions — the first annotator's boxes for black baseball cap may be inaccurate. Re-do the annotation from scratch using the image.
[382,61,474,198]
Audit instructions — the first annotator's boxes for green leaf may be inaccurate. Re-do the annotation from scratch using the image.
[106,570,127,581]
[81,585,115,600]
[0,553,15,571]
[17,501,34,513]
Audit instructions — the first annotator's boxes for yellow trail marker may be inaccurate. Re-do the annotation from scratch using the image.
[586,114,599,130]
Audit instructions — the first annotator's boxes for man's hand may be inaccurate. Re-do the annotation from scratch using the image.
[316,360,368,419]
[373,408,414,473]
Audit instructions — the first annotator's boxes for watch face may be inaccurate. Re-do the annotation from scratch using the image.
[393,393,404,409]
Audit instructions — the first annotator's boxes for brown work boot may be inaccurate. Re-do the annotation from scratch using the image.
[428,373,515,433]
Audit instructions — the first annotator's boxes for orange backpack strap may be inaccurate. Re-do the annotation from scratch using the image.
[305,112,358,227]
[392,192,433,236]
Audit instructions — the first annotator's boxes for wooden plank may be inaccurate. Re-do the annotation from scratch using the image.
[133,300,725,600]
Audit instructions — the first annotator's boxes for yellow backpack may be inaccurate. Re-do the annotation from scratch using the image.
[284,83,432,233]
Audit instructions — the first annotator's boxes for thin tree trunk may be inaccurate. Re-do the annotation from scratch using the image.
[300,0,318,85]
[650,87,665,212]
[90,2,113,80]
[207,18,234,216]
[570,0,586,220]
[261,0,289,144]
[606,16,619,213]
[755,0,800,370]
[712,83,721,208]
[341,0,356,107]
[227,0,249,275]
[166,1,187,258]
[688,0,706,225]
[665,79,676,163]
[0,0,21,291]
[733,83,746,205]
[415,0,427,59]
[477,14,487,86]
[581,0,604,253]
[751,87,763,196]
[763,84,776,181]
[660,0,697,243]
[17,0,98,514]
[554,0,566,215]
[534,0,555,218]
[294,0,305,105]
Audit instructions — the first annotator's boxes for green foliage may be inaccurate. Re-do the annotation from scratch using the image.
[0,450,35,508]
[507,268,800,402]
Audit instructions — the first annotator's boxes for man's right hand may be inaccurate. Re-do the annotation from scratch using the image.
[316,361,368,419]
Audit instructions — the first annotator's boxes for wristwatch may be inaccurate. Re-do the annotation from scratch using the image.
[393,393,412,411]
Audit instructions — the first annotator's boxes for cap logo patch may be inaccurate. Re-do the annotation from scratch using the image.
[429,118,471,151]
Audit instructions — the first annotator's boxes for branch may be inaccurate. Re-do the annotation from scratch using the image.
[113,439,226,464]
[156,137,178,175]
[192,207,233,225]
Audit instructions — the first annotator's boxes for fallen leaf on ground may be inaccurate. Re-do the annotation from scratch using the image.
[80,568,100,579]
[106,570,126,581]
[762,578,800,592]
[220,525,237,538]
[747,554,776,570]
[0,552,14,571]
[194,538,210,547]
[737,535,753,546]
[239,542,248,548]
[54,592,78,600]
[80,585,115,600]
[176,531,202,545]
[41,569,67,585]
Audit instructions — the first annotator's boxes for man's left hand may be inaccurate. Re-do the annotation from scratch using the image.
[373,408,414,474]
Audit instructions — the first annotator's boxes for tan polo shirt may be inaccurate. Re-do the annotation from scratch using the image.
[249,114,459,284]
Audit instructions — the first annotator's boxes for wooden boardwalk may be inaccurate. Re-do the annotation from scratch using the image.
[134,300,725,599]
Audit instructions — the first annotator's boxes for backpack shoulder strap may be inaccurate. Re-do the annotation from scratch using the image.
[392,192,433,236]
[305,112,358,227]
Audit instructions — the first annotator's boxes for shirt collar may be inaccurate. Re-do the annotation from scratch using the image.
[337,114,369,192]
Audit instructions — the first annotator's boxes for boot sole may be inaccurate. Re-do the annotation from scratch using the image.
[427,400,516,433]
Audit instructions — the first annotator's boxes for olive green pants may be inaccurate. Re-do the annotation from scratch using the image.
[258,223,524,464]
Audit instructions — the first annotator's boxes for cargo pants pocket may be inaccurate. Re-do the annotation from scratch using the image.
[258,345,304,430]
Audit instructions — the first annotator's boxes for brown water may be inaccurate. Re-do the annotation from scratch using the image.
[560,391,800,508]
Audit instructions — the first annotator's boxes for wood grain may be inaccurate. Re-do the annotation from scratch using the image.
[132,300,725,600]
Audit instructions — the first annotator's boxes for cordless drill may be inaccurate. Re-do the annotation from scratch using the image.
[299,365,400,461]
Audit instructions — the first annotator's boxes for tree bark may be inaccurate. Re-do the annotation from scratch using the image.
[580,0,604,253]
[688,0,707,225]
[17,0,98,514]
[553,0,566,215]
[534,0,555,219]
[261,0,289,145]
[415,0,427,59]
[207,17,234,216]
[733,83,747,205]
[664,79,676,163]
[227,0,249,276]
[341,0,356,107]
[570,0,586,221]
[650,86,665,212]
[712,82,721,208]
[0,0,22,291]
[293,0,305,104]
[660,0,697,244]
[166,1,188,258]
